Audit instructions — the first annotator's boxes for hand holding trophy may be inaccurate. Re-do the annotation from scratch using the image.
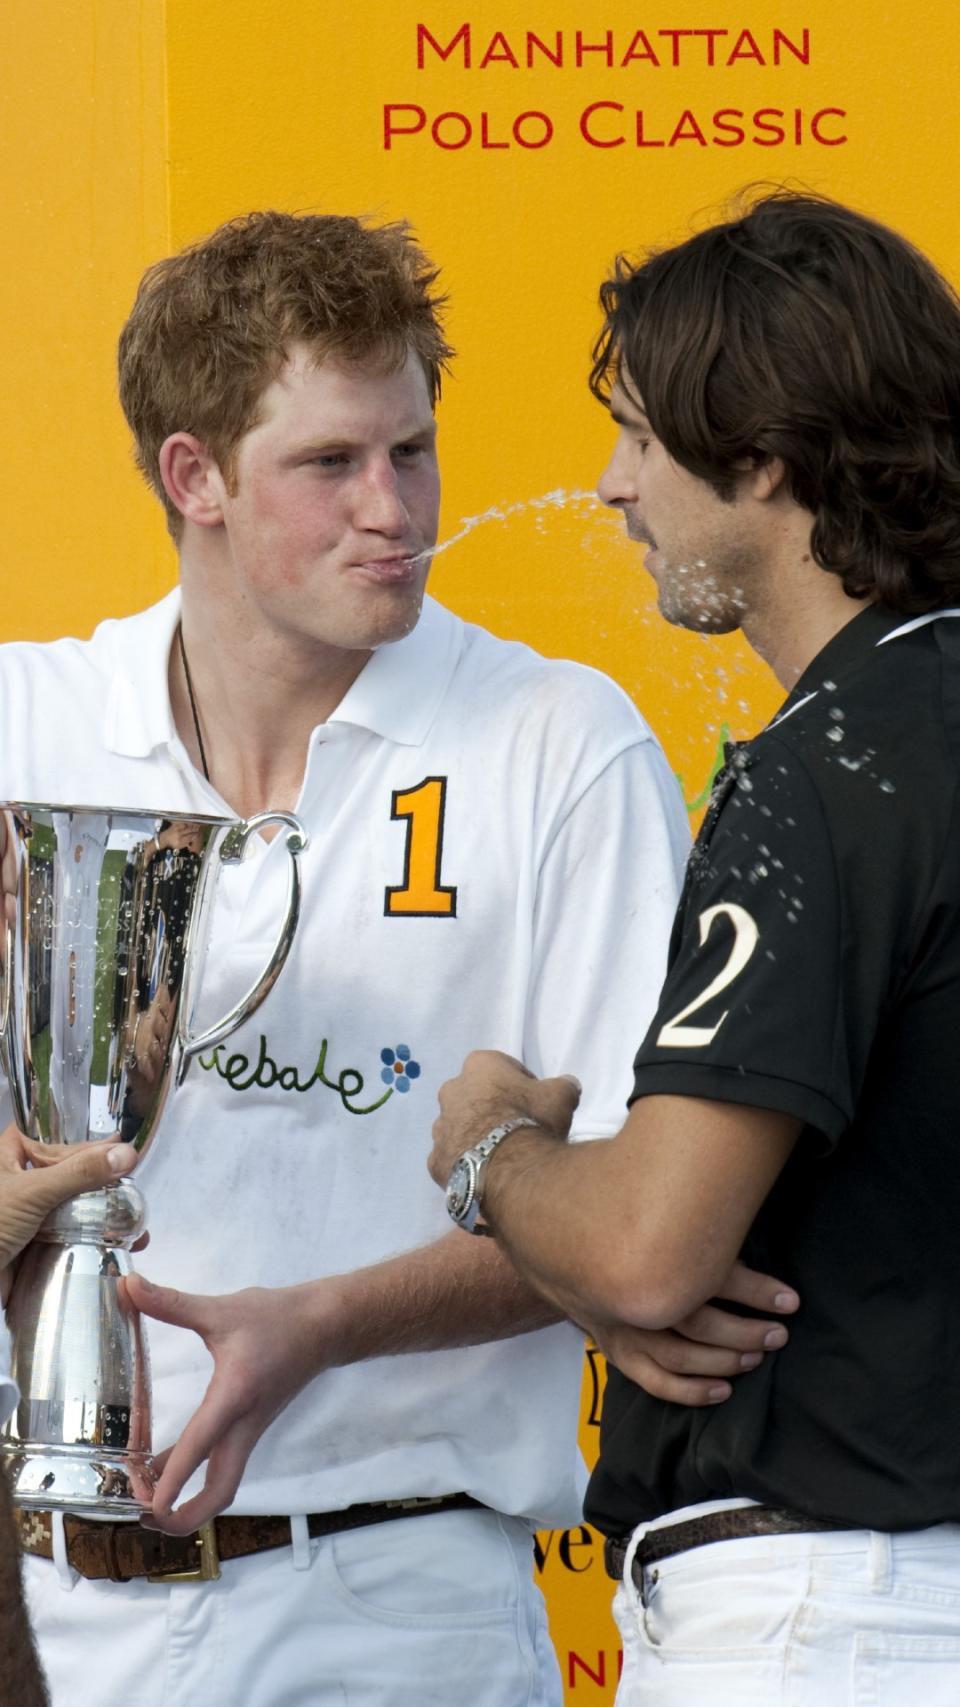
[0,802,307,1516]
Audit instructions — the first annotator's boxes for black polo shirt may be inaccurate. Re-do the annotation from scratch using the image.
[586,604,960,1536]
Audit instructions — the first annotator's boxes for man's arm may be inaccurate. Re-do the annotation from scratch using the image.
[428,740,855,1333]
[429,1056,800,1332]
[128,1234,559,1534]
[129,1221,797,1533]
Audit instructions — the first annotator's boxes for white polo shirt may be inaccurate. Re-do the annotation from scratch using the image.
[0,589,688,1525]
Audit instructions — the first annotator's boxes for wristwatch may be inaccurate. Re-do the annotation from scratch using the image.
[445,1117,540,1234]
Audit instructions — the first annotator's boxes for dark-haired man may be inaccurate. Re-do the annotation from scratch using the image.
[3,210,792,1707]
[430,190,960,1703]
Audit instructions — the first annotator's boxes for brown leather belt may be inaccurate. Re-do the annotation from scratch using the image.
[604,1505,847,1592]
[15,1492,482,1584]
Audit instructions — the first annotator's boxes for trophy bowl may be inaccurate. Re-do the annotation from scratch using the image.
[0,802,307,1516]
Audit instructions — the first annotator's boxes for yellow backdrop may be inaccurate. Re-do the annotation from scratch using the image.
[3,1,959,1696]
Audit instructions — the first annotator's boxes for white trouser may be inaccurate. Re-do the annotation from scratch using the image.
[25,1506,562,1707]
[611,1498,960,1705]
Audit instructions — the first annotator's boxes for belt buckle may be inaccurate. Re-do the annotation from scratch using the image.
[146,1521,221,1584]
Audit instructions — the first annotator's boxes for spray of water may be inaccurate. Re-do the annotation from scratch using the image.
[410,483,904,816]
[410,488,602,565]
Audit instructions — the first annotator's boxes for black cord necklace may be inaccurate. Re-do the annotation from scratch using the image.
[177,623,211,783]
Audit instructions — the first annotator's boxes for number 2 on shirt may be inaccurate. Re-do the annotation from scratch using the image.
[385,777,458,917]
[656,902,759,1047]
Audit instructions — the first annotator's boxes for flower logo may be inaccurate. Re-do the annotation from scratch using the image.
[380,1044,422,1094]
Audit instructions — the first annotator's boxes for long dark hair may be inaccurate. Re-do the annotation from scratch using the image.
[591,190,960,614]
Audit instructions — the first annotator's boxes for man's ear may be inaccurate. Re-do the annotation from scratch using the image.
[746,456,788,502]
[158,434,227,530]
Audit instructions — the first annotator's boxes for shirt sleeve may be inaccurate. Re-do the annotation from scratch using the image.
[631,737,875,1142]
[522,735,689,1139]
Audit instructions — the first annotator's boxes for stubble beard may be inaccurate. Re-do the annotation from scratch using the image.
[654,553,749,636]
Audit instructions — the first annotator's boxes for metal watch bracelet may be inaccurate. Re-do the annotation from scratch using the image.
[445,1117,542,1234]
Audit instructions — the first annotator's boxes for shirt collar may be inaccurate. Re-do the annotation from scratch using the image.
[102,587,463,758]
[327,594,463,745]
[103,587,182,757]
[769,603,913,732]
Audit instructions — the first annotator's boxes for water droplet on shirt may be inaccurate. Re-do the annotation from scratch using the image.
[826,727,844,743]
[879,779,896,794]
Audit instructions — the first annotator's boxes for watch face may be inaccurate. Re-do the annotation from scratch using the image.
[446,1156,475,1223]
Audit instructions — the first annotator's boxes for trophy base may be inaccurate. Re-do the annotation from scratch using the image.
[1,1439,158,1517]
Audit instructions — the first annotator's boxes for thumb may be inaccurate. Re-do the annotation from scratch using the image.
[21,1141,135,1215]
[537,1072,582,1132]
[123,1272,214,1335]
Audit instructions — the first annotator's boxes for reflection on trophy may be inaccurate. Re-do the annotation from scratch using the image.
[0,802,307,1516]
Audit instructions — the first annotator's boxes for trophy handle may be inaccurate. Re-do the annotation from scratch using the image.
[175,811,308,1082]
[0,806,16,1047]
[0,917,11,1046]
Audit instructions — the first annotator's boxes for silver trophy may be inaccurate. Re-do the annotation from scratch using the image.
[0,801,307,1516]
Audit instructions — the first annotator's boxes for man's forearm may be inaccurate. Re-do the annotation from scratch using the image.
[433,1088,801,1332]
[472,1128,631,1327]
[129,1236,568,1534]
[299,1229,564,1368]
[0,1464,48,1707]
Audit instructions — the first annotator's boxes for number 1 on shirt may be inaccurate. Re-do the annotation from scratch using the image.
[385,777,458,917]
